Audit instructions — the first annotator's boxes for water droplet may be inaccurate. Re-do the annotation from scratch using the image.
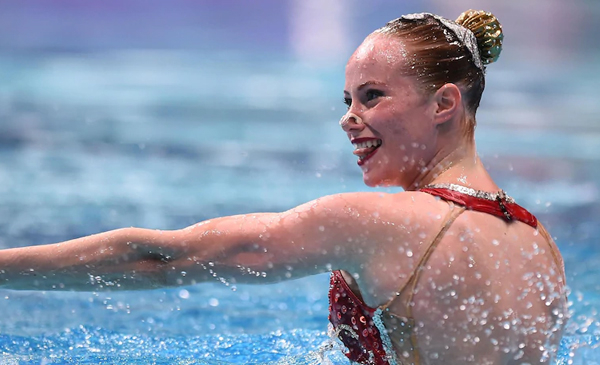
[178,289,190,299]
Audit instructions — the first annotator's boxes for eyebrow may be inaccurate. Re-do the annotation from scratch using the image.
[344,81,387,95]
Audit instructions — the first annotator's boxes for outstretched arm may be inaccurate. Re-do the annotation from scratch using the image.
[0,193,389,291]
[0,227,178,290]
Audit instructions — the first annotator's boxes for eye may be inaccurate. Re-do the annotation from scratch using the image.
[366,89,383,102]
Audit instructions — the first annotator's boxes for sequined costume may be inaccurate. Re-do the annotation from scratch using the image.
[328,186,561,364]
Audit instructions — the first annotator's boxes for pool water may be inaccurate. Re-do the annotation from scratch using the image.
[0,330,597,365]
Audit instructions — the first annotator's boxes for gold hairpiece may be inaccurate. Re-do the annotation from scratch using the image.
[456,10,503,65]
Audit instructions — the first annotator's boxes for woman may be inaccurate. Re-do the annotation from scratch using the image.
[0,10,567,365]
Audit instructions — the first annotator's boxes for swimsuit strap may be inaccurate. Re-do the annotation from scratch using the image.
[379,202,465,310]
[381,203,466,312]
[406,204,466,364]
[403,204,466,315]
[380,203,466,365]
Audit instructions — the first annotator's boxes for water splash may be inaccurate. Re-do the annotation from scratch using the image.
[0,326,348,364]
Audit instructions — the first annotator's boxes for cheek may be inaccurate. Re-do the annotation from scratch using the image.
[379,115,416,151]
[390,109,434,147]
[372,100,432,148]
[381,121,433,169]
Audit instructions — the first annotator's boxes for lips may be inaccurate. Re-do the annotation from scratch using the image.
[351,137,382,166]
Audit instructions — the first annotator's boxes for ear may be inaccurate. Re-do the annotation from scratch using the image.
[432,83,462,125]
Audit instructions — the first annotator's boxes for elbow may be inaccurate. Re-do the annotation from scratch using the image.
[114,227,142,244]
[112,227,169,259]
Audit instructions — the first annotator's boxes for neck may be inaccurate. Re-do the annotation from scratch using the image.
[404,140,484,191]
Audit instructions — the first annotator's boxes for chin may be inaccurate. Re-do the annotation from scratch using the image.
[360,157,405,188]
[363,176,379,187]
[362,172,398,188]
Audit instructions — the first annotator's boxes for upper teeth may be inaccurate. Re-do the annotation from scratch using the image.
[353,140,381,149]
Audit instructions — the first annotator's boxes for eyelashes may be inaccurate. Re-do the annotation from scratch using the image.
[343,89,384,109]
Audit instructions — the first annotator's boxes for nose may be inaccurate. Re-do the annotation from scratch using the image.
[339,112,365,133]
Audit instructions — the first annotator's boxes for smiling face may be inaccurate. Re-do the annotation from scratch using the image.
[343,33,440,188]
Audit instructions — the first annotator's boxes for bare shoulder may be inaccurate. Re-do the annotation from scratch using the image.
[284,190,450,252]
[291,190,443,217]
[307,191,455,302]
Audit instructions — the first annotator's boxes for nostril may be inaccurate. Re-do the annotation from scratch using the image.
[349,113,363,125]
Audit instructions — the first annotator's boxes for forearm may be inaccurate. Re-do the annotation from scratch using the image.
[0,215,270,291]
[0,228,173,291]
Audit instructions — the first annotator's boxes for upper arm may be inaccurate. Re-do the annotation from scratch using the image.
[168,192,401,283]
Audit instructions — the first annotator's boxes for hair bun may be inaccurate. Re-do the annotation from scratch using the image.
[455,10,503,65]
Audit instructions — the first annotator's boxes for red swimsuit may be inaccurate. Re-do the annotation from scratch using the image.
[328,186,539,364]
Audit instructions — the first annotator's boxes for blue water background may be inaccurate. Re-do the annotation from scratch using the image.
[0,1,599,363]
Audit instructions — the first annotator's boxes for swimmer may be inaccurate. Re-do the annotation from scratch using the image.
[0,10,567,365]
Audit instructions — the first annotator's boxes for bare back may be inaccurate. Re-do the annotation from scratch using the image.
[406,205,567,364]
[344,192,567,364]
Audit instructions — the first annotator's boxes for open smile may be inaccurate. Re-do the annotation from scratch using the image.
[351,138,382,166]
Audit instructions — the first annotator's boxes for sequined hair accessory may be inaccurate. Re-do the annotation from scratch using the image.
[400,12,484,71]
[399,10,503,72]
